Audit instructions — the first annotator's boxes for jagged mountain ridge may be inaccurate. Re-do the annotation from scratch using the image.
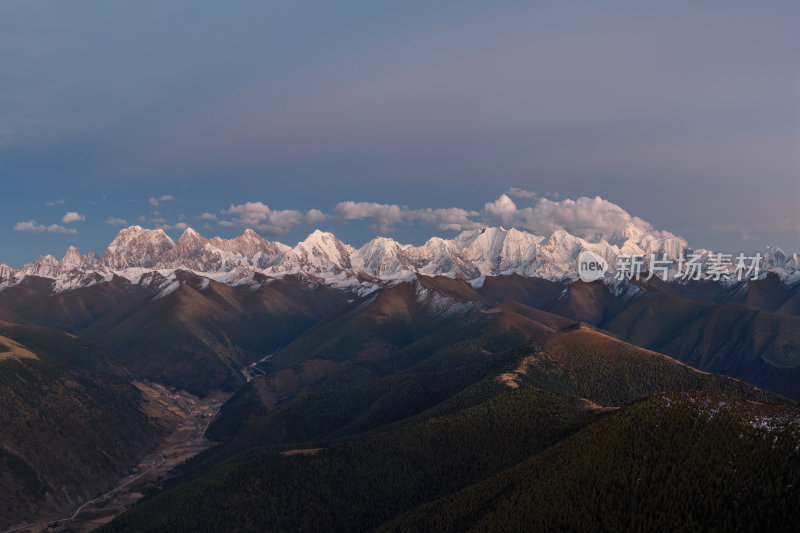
[1,225,798,296]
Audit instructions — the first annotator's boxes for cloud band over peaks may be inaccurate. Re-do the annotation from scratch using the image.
[218,202,327,236]
[161,193,684,247]
[335,201,483,233]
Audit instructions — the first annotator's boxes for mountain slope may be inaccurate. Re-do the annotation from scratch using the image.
[602,288,800,399]
[200,273,786,444]
[385,392,800,533]
[209,315,782,456]
[223,275,560,415]
[100,334,789,533]
[100,386,602,533]
[511,324,781,406]
[0,321,167,529]
[0,274,154,331]
[80,272,348,396]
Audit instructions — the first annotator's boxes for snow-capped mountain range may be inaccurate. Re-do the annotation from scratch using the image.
[1,225,798,296]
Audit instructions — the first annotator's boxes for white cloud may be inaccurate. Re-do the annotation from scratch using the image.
[484,194,683,243]
[484,194,518,218]
[149,194,174,207]
[305,208,328,226]
[335,201,482,232]
[14,220,77,235]
[506,187,538,199]
[61,211,86,223]
[202,193,681,241]
[219,202,328,236]
[45,199,65,206]
[105,217,128,226]
[412,207,484,231]
[154,221,189,232]
[335,202,405,232]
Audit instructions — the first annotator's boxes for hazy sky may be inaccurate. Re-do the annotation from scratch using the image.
[1,1,798,266]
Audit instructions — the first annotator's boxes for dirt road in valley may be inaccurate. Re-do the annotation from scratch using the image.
[4,383,231,533]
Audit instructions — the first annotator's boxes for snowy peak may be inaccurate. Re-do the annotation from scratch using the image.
[456,226,543,275]
[353,237,416,279]
[158,227,289,271]
[0,263,16,282]
[455,226,507,249]
[2,224,797,296]
[101,226,175,269]
[61,246,82,267]
[279,230,355,274]
[207,228,289,267]
[178,227,204,246]
[21,254,61,278]
[303,230,343,246]
[59,246,98,271]
[158,228,209,264]
[410,237,477,278]
[763,247,800,279]
[17,245,100,281]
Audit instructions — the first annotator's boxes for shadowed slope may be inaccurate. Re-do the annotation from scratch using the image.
[385,392,800,532]
[81,273,348,396]
[100,327,787,533]
[603,288,800,399]
[0,275,153,331]
[0,321,166,529]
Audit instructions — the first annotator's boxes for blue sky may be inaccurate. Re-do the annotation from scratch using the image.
[1,1,798,266]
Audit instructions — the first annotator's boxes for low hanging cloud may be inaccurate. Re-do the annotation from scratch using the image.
[62,211,86,223]
[156,222,189,231]
[335,202,405,232]
[105,217,128,226]
[14,220,77,235]
[484,194,683,243]
[219,202,328,236]
[412,207,484,232]
[45,199,65,206]
[149,194,174,207]
[335,201,483,232]
[198,193,681,242]
[506,187,538,199]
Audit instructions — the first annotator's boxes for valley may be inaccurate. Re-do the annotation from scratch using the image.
[4,384,230,533]
[0,4,800,533]
[0,226,797,532]
[4,4,796,530]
